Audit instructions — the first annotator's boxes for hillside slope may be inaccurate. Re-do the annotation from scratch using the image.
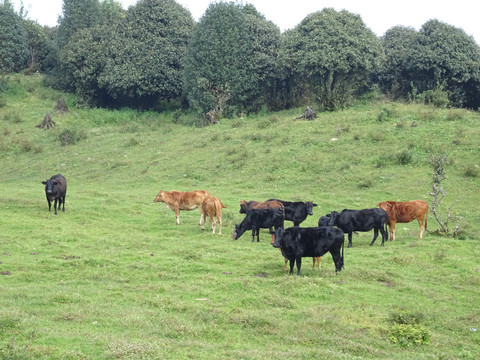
[1,74,479,359]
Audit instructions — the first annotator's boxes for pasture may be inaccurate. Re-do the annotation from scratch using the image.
[1,74,479,359]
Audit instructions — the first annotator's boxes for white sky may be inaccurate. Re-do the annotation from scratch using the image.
[10,0,480,45]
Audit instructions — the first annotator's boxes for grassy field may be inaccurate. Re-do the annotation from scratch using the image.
[1,74,479,359]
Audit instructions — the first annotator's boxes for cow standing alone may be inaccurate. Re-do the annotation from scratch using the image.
[42,174,67,215]
[376,200,428,241]
[154,190,209,225]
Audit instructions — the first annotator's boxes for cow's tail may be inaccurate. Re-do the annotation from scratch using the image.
[341,235,345,270]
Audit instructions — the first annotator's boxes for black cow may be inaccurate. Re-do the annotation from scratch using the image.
[267,199,317,226]
[321,208,388,248]
[42,174,67,215]
[272,226,344,276]
[233,207,285,242]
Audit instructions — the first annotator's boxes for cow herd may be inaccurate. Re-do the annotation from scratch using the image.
[41,175,428,277]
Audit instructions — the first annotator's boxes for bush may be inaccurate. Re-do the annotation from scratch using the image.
[388,310,430,347]
[417,85,450,108]
[396,150,413,165]
[58,128,87,146]
[388,324,431,347]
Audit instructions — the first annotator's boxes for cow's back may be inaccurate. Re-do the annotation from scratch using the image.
[53,174,67,193]
[382,200,428,223]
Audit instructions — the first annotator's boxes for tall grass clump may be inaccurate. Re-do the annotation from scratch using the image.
[58,128,87,146]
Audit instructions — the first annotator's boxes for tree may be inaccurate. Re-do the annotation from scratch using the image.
[378,26,418,99]
[22,20,51,72]
[60,26,112,105]
[97,0,195,107]
[57,0,102,49]
[183,2,281,116]
[410,20,480,109]
[0,0,29,73]
[281,8,384,111]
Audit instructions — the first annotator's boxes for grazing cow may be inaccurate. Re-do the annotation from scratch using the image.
[154,190,209,225]
[272,226,344,276]
[201,196,227,234]
[233,207,285,242]
[376,200,428,241]
[267,199,318,226]
[239,200,284,214]
[41,174,67,215]
[324,208,388,248]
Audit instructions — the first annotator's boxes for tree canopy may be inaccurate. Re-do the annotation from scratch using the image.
[281,8,384,111]
[183,2,281,116]
[4,0,480,113]
[0,1,29,73]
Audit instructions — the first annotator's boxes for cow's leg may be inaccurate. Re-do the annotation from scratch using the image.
[211,217,216,234]
[198,207,204,226]
[284,257,288,270]
[417,217,425,240]
[218,216,222,235]
[175,209,180,225]
[289,259,295,275]
[296,257,302,276]
[54,198,58,215]
[46,198,51,212]
[370,228,379,246]
[347,232,353,248]
[256,228,260,242]
[61,195,65,212]
[380,227,387,246]
[251,229,256,243]
[390,222,396,241]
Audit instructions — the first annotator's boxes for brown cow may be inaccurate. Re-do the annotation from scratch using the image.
[241,200,284,242]
[201,196,227,234]
[154,190,209,225]
[376,200,428,241]
[239,200,284,213]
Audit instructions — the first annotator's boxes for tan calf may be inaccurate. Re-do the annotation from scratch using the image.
[201,196,227,234]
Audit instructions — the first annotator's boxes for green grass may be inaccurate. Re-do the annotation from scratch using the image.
[1,74,479,359]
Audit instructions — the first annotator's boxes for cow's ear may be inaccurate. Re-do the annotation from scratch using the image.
[42,181,47,185]
[313,203,318,207]
[240,200,246,204]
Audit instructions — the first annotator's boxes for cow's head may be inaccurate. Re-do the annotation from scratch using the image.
[376,202,390,212]
[154,191,165,203]
[318,215,330,227]
[232,224,240,240]
[42,178,58,195]
[306,202,318,215]
[328,211,339,226]
[239,200,248,214]
[272,228,285,248]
